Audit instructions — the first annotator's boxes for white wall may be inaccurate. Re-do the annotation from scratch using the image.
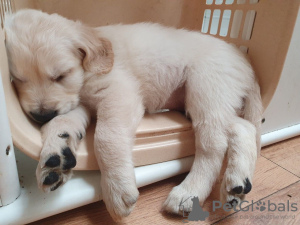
[262,9,300,134]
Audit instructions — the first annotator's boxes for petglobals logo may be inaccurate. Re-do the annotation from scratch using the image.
[179,196,298,223]
[212,200,298,212]
[179,196,210,223]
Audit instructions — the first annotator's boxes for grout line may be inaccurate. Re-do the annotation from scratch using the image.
[212,180,300,224]
[261,155,300,178]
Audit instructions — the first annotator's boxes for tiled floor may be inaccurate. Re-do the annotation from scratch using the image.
[29,136,300,225]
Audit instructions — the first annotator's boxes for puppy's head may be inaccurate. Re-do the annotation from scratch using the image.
[5,9,113,124]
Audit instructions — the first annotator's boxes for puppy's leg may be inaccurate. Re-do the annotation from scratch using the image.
[36,105,90,192]
[163,68,230,214]
[163,118,228,214]
[94,79,144,221]
[220,117,257,207]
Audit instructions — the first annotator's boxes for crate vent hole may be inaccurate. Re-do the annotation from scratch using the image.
[210,10,221,35]
[201,9,211,33]
[242,10,256,40]
[215,0,223,5]
[220,10,232,36]
[225,0,234,4]
[206,0,213,5]
[230,10,243,38]
[237,0,246,4]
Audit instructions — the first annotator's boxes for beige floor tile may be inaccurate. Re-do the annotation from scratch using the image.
[262,136,300,177]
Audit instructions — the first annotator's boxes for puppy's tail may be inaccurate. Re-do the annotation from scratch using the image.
[243,79,263,155]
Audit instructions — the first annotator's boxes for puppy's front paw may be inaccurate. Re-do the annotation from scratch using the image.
[101,176,139,222]
[36,130,81,192]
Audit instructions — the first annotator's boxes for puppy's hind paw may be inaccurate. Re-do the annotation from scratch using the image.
[220,176,253,209]
[163,185,198,215]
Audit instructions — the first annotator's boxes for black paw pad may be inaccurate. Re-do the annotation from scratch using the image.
[62,147,76,170]
[45,155,61,168]
[58,132,69,139]
[228,199,238,208]
[231,186,243,194]
[43,171,59,185]
[50,180,63,191]
[243,178,252,194]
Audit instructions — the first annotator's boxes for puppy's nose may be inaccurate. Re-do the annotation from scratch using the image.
[30,110,58,124]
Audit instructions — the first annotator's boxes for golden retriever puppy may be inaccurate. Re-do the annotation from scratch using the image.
[5,9,262,221]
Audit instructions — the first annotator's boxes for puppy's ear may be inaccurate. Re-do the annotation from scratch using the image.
[75,24,114,75]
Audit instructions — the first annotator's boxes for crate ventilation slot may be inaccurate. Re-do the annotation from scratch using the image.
[202,0,258,54]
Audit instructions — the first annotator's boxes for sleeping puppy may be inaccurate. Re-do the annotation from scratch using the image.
[4,9,262,221]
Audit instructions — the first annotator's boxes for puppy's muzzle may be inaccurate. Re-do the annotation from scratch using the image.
[30,110,58,124]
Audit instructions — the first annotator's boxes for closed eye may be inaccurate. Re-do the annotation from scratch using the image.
[54,75,64,82]
[52,68,73,82]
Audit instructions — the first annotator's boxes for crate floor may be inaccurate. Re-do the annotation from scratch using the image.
[29,136,300,225]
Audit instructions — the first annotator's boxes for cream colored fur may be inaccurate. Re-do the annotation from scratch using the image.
[5,9,263,221]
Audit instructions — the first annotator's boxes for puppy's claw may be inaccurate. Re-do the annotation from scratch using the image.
[122,192,139,207]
